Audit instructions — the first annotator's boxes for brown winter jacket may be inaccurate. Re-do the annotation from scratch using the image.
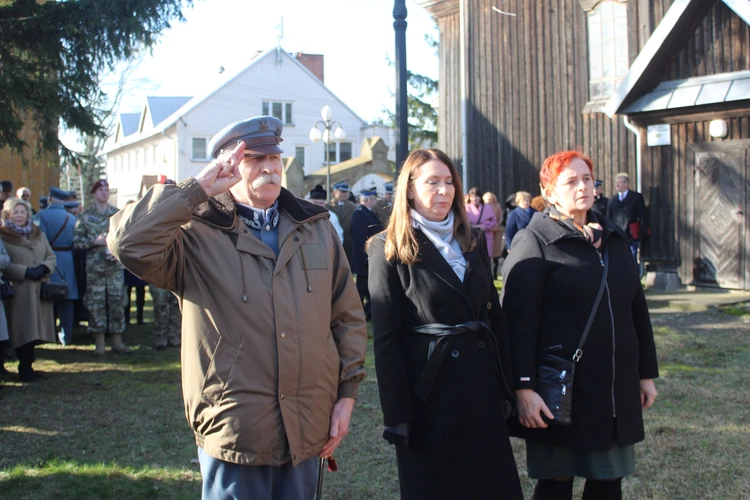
[0,225,56,348]
[108,179,367,466]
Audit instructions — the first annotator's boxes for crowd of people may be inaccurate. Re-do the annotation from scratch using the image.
[0,178,183,380]
[1,113,657,500]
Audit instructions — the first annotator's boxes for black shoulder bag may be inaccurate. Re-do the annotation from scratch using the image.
[536,247,609,426]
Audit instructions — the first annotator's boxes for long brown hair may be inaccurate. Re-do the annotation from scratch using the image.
[381,148,475,264]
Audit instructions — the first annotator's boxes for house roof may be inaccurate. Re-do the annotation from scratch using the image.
[119,113,141,137]
[604,0,725,117]
[724,0,750,25]
[621,70,750,114]
[144,96,193,127]
[105,46,366,153]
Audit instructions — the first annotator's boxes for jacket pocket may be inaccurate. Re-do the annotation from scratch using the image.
[298,244,328,270]
[201,337,240,403]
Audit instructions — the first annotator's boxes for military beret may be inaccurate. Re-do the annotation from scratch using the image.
[49,187,68,201]
[309,184,327,200]
[208,116,284,159]
[63,201,80,209]
[332,181,349,192]
[90,179,109,194]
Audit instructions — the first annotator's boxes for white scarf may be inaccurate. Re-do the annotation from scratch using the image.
[411,209,466,282]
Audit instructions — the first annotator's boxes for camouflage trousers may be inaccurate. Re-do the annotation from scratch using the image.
[84,269,126,335]
[149,286,181,344]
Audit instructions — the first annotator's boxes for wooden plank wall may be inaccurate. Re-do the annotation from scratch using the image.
[0,118,59,213]
[634,111,750,279]
[431,0,749,271]
[436,0,639,202]
[667,1,750,79]
[438,12,463,175]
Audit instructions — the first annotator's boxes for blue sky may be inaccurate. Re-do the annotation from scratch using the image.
[115,0,439,124]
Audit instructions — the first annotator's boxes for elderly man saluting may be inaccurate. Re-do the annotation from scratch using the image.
[108,116,367,499]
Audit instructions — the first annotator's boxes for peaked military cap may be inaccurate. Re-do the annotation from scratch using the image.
[49,187,68,201]
[359,188,377,198]
[63,201,80,209]
[332,181,349,192]
[208,116,284,159]
[383,182,394,194]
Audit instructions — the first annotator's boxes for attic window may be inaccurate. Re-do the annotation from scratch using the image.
[262,101,293,125]
[587,0,628,100]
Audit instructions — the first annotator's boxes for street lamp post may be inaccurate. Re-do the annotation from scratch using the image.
[309,105,346,202]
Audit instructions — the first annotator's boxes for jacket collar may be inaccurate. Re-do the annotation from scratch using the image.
[527,210,622,246]
[0,224,42,246]
[415,228,478,307]
[192,187,328,230]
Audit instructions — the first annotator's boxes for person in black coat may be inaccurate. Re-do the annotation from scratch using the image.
[501,151,659,500]
[592,179,608,215]
[350,189,383,320]
[605,172,648,263]
[368,148,523,500]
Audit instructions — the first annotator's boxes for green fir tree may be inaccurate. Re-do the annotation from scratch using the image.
[0,0,192,164]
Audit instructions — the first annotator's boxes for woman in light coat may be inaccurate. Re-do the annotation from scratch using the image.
[0,198,56,382]
[483,191,505,279]
[465,186,498,259]
[0,238,10,374]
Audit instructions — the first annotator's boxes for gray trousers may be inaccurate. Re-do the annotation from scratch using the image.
[198,447,320,500]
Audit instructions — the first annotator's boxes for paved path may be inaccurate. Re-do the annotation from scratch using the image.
[645,287,750,315]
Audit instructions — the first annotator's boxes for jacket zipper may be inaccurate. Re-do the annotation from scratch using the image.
[596,248,616,418]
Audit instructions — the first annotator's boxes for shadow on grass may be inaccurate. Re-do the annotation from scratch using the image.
[1,463,200,500]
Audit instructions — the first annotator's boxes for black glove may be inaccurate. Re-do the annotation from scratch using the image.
[24,265,48,281]
[383,422,411,448]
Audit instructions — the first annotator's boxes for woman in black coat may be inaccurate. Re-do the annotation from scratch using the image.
[368,148,523,500]
[501,151,659,500]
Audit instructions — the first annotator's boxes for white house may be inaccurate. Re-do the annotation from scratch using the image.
[104,47,372,206]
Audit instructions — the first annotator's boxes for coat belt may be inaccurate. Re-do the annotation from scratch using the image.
[409,321,490,402]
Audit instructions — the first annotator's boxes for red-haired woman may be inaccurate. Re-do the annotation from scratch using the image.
[501,151,659,500]
[368,149,522,499]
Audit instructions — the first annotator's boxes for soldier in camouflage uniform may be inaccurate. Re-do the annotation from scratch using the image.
[149,285,181,350]
[73,180,131,356]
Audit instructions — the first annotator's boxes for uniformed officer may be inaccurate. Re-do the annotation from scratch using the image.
[372,181,394,226]
[327,181,356,264]
[73,180,131,355]
[350,188,383,320]
[34,187,79,345]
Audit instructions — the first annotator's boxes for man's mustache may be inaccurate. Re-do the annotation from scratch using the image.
[251,173,281,189]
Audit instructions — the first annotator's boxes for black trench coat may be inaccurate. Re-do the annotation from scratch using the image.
[501,212,659,450]
[368,229,523,500]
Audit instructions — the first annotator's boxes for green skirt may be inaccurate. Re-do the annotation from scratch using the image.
[526,438,635,480]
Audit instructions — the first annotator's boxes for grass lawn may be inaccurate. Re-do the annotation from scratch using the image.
[1,294,748,499]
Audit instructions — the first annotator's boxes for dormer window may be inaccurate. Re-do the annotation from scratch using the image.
[587,0,629,100]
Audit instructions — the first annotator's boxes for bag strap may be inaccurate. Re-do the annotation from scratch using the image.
[48,215,69,246]
[572,247,609,363]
